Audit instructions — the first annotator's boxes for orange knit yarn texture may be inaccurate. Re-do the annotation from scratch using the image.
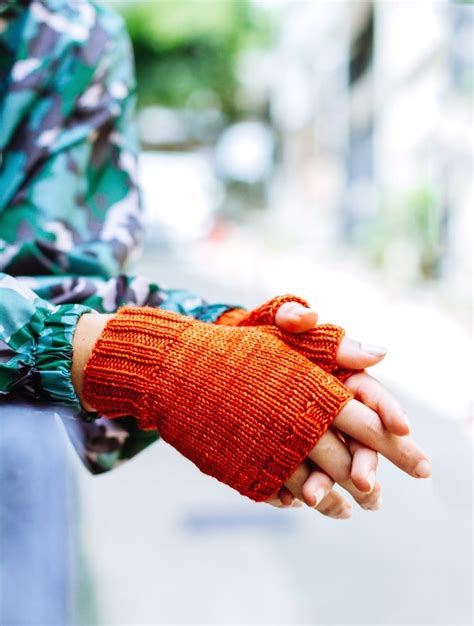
[83,306,353,502]
[217,294,356,382]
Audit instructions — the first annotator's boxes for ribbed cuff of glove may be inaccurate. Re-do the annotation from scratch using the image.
[83,306,353,502]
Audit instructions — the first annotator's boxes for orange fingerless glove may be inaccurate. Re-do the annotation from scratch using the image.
[83,306,353,502]
[217,294,356,381]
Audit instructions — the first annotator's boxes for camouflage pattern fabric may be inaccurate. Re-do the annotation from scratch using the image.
[0,0,238,473]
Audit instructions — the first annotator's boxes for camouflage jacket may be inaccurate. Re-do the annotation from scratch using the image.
[0,0,237,473]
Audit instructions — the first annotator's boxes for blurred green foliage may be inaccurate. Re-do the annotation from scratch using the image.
[108,0,272,116]
[366,185,445,278]
[405,187,445,278]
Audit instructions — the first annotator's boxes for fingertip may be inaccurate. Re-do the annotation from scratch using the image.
[357,352,386,368]
[301,473,331,507]
[301,482,318,507]
[400,413,411,434]
[337,338,386,369]
[360,343,388,358]
[275,304,318,333]
[303,493,317,508]
[292,309,318,332]
[413,459,432,479]
[365,352,386,365]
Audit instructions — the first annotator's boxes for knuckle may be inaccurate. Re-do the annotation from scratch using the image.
[365,412,384,440]
[337,461,353,485]
[396,445,414,471]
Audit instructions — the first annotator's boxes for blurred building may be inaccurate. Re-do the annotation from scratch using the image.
[263,0,472,296]
[112,0,472,302]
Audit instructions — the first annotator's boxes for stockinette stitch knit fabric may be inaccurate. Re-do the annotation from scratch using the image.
[217,294,356,381]
[83,306,353,502]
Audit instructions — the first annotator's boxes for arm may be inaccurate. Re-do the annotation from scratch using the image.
[0,272,162,474]
[71,313,112,412]
[0,1,241,473]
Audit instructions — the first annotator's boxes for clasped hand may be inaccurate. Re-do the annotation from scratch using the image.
[264,302,431,519]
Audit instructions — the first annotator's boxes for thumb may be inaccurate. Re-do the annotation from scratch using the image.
[336,337,387,369]
[274,302,319,334]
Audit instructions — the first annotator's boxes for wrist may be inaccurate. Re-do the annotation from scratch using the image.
[71,313,115,412]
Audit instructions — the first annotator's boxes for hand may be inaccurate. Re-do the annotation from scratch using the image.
[72,307,430,512]
[264,302,430,518]
[266,301,386,517]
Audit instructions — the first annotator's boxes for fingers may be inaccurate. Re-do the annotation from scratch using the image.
[336,336,387,369]
[278,485,298,506]
[284,463,354,519]
[265,495,288,508]
[313,489,353,519]
[273,447,380,517]
[274,302,318,333]
[346,437,379,493]
[300,467,335,507]
[334,399,432,479]
[300,468,353,519]
[265,486,304,508]
[266,488,351,519]
[273,304,390,377]
[276,309,389,379]
[344,370,410,436]
[308,429,383,510]
[283,459,312,501]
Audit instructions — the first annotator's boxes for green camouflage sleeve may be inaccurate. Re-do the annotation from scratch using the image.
[0,1,241,473]
[0,272,237,474]
[0,271,160,474]
[0,0,141,277]
[0,272,92,406]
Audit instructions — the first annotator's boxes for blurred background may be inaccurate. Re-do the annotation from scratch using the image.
[74,1,472,624]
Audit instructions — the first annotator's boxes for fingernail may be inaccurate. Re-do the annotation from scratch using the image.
[402,413,410,429]
[313,488,326,507]
[414,459,432,478]
[292,499,304,508]
[361,343,387,357]
[290,304,315,319]
[367,470,376,490]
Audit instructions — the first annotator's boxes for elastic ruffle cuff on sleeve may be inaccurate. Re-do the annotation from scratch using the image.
[35,304,95,406]
[0,272,93,406]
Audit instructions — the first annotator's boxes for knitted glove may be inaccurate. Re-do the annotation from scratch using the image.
[83,306,353,502]
[218,295,356,382]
